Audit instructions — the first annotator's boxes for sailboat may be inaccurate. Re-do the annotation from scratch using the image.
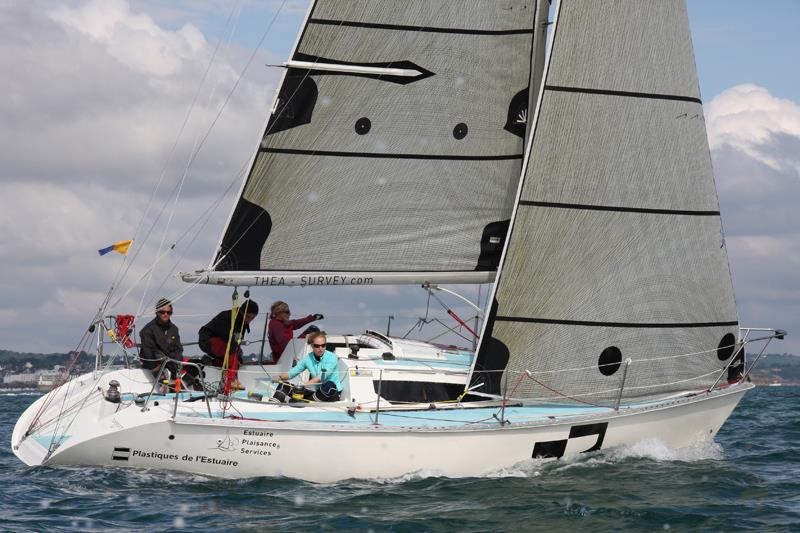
[12,0,785,482]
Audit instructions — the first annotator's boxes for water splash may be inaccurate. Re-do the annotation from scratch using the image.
[609,438,724,462]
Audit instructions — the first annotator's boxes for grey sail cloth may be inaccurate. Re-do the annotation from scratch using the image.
[214,1,534,273]
[475,0,740,402]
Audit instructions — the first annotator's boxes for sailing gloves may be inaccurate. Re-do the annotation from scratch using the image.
[314,314,324,320]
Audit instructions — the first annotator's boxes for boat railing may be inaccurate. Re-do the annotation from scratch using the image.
[468,327,785,410]
[130,328,784,424]
[137,359,213,419]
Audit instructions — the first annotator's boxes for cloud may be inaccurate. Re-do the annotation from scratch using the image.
[707,84,800,353]
[0,0,281,351]
[707,84,800,176]
[49,0,206,77]
[0,0,467,353]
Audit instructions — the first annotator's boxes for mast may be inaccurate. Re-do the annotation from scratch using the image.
[467,0,560,388]
[526,0,551,142]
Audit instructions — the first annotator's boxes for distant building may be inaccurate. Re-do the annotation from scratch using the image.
[3,372,39,385]
[38,367,65,389]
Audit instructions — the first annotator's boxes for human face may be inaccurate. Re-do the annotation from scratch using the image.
[156,307,173,322]
[311,337,327,355]
[245,312,257,324]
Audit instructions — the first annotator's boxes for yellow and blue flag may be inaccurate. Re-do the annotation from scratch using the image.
[98,239,133,256]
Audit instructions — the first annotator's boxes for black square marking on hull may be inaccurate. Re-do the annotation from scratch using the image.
[532,439,568,459]
[112,447,131,461]
[532,422,609,459]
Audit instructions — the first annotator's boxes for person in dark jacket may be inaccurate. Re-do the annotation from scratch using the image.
[139,298,200,388]
[198,300,259,367]
[267,300,323,362]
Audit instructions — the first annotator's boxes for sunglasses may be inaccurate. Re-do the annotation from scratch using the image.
[311,343,326,348]
[157,310,173,315]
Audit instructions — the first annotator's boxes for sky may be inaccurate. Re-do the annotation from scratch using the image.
[0,0,797,357]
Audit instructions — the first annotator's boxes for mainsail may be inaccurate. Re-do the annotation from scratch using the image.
[206,1,536,284]
[474,0,740,401]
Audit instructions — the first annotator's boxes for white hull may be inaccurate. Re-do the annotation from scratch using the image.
[12,368,751,483]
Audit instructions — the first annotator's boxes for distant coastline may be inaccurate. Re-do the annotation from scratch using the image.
[1,349,798,387]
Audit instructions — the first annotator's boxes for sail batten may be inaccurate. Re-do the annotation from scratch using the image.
[307,18,536,36]
[544,85,702,104]
[518,201,721,216]
[496,317,739,329]
[258,147,524,161]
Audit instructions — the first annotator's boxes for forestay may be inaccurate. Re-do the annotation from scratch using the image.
[474,0,740,402]
[209,0,535,282]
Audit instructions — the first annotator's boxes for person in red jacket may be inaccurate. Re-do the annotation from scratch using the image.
[267,300,322,362]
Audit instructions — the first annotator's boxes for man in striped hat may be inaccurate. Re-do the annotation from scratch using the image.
[139,298,200,389]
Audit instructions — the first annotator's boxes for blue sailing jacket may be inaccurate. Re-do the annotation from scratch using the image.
[287,350,342,391]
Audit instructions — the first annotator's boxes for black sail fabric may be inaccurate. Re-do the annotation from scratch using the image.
[214,0,535,273]
[477,0,740,402]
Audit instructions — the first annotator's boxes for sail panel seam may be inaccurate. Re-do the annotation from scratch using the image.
[308,18,535,35]
[545,85,701,104]
[496,317,738,328]
[260,147,523,161]
[519,201,720,216]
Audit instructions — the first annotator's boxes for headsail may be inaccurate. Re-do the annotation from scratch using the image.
[473,0,740,402]
[204,1,536,285]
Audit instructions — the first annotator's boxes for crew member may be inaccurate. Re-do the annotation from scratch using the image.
[139,298,200,389]
[278,331,341,402]
[267,300,322,362]
[198,300,259,367]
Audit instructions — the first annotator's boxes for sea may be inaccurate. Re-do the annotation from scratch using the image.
[1,386,797,532]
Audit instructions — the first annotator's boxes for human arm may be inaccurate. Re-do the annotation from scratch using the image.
[139,324,158,360]
[283,356,309,381]
[169,324,184,360]
[289,314,318,330]
[319,351,342,390]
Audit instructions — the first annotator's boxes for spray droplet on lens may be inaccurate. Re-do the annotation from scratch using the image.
[174,517,186,528]
[321,95,332,106]
[294,494,306,506]
[308,191,318,202]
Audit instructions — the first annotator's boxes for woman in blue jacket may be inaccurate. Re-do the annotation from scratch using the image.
[278,331,342,401]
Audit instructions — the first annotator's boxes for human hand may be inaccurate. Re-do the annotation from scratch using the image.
[314,313,324,320]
